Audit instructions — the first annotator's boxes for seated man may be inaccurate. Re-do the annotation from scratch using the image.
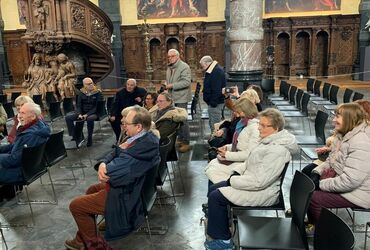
[65,77,102,147]
[0,102,50,184]
[65,106,160,250]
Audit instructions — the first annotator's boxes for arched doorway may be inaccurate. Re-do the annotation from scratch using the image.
[150,38,162,80]
[316,31,329,77]
[295,31,310,75]
[166,37,179,52]
[185,36,197,80]
[276,32,290,77]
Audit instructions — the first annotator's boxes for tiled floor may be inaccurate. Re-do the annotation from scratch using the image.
[1,87,370,249]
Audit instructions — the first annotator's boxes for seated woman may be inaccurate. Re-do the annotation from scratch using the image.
[150,93,187,141]
[307,103,370,225]
[205,98,260,184]
[144,92,158,111]
[204,108,297,249]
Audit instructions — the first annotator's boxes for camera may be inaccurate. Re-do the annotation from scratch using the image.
[225,87,235,94]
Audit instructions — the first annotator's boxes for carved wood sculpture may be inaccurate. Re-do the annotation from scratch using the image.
[17,0,113,99]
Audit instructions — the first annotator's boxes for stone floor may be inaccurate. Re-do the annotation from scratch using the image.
[1,87,370,249]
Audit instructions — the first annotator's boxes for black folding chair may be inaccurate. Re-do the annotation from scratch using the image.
[236,171,315,250]
[62,97,75,115]
[32,94,43,109]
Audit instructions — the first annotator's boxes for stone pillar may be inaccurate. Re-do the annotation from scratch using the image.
[357,0,370,80]
[224,0,231,74]
[0,5,11,90]
[98,0,127,88]
[227,0,264,90]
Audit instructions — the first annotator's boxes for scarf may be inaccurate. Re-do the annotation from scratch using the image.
[17,118,39,134]
[231,117,250,152]
[80,85,99,95]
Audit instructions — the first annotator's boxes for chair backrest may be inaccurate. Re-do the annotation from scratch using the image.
[96,100,107,119]
[106,96,115,115]
[306,78,315,93]
[328,85,339,104]
[10,92,21,103]
[44,130,67,167]
[295,89,304,109]
[314,110,328,144]
[156,138,171,185]
[166,124,180,162]
[49,102,63,121]
[0,94,7,104]
[62,97,75,115]
[3,102,15,120]
[190,96,198,118]
[352,92,364,102]
[279,81,288,97]
[290,171,315,250]
[32,94,43,108]
[282,82,291,100]
[288,86,297,104]
[343,88,353,103]
[314,208,355,250]
[261,79,275,95]
[322,83,331,99]
[313,80,322,96]
[21,143,48,184]
[301,93,311,115]
[274,161,290,210]
[45,92,57,106]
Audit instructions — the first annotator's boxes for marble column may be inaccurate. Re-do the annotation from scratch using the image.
[357,0,370,80]
[0,5,11,90]
[98,0,127,88]
[227,0,264,90]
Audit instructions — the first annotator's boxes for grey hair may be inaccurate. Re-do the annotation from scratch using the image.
[14,95,34,106]
[168,49,179,56]
[259,108,285,131]
[199,55,213,65]
[121,106,136,117]
[127,78,137,85]
[24,102,42,117]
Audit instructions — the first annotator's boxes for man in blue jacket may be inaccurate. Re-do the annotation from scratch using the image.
[65,106,160,250]
[200,56,226,133]
[0,102,50,184]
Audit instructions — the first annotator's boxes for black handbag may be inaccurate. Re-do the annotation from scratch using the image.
[208,136,226,148]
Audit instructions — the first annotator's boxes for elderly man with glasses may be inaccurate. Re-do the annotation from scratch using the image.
[65,106,160,250]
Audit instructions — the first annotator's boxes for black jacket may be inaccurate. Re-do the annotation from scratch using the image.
[76,90,102,116]
[111,87,147,118]
[203,61,226,107]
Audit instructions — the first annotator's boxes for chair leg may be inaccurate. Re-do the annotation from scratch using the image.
[47,169,58,204]
[24,187,35,226]
[0,227,8,250]
[365,222,369,249]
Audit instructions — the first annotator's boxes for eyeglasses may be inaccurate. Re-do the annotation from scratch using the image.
[258,123,273,129]
[123,122,138,126]
[145,97,153,100]
[168,55,177,58]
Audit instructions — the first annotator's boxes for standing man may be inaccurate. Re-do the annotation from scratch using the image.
[164,49,192,153]
[109,78,147,142]
[65,107,160,249]
[200,56,226,133]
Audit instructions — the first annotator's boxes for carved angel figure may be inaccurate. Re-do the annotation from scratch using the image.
[33,0,48,31]
[55,53,77,99]
[22,53,46,97]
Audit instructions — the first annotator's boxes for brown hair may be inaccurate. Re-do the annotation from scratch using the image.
[130,106,152,130]
[233,98,258,119]
[354,99,370,121]
[158,92,173,104]
[145,92,158,105]
[335,103,365,135]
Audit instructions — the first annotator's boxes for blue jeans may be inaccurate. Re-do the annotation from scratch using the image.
[208,104,223,133]
[207,181,234,240]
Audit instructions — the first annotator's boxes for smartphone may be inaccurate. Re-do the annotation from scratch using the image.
[225,87,235,94]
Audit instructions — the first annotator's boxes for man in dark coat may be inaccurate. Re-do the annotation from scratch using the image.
[0,102,50,184]
[200,55,226,133]
[109,78,147,141]
[65,106,160,250]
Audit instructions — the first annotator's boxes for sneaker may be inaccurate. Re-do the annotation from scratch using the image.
[204,239,233,250]
[305,223,315,238]
[178,144,192,153]
[64,239,85,250]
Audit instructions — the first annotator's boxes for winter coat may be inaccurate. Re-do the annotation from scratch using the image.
[102,132,160,240]
[151,105,187,141]
[202,61,226,107]
[111,87,147,118]
[313,122,370,208]
[0,104,7,125]
[205,119,260,183]
[76,89,103,116]
[218,129,298,206]
[166,59,192,103]
[0,119,50,183]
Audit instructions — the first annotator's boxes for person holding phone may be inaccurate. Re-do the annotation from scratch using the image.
[200,55,226,133]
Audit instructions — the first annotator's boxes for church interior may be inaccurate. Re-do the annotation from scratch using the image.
[0,0,369,249]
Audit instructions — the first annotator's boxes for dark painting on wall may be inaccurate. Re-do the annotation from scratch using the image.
[137,0,208,19]
[265,0,341,13]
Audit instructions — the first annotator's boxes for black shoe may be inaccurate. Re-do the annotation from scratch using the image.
[76,139,85,148]
[202,203,208,218]
[87,140,92,147]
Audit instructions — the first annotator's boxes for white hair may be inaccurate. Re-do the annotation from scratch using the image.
[127,78,137,85]
[200,55,213,65]
[23,102,42,117]
[168,49,179,56]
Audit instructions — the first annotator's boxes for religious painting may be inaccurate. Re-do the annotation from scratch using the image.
[137,0,208,19]
[17,0,28,25]
[265,0,341,13]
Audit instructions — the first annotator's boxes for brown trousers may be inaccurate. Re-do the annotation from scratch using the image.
[69,183,106,245]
